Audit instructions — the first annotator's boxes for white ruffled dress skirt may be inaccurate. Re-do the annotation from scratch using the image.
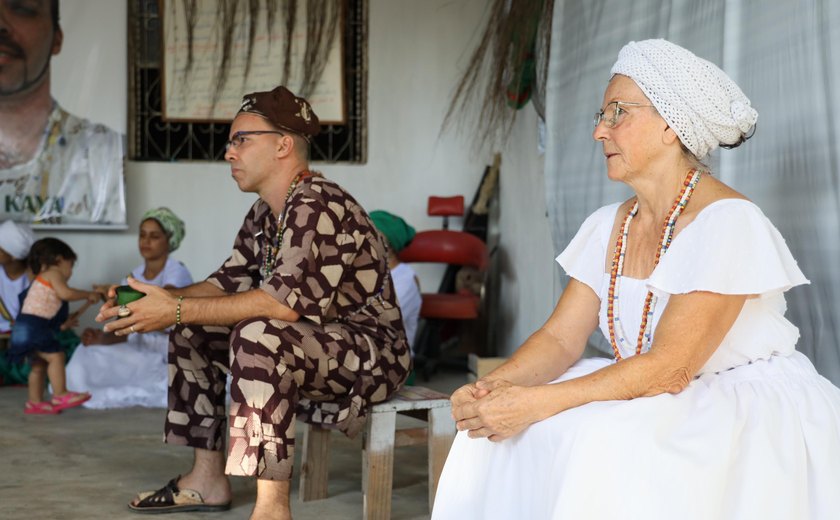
[432,352,840,519]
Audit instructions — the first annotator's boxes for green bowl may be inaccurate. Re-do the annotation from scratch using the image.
[115,285,146,305]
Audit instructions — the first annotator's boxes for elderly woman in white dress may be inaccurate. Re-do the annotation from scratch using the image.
[65,208,192,409]
[432,39,840,520]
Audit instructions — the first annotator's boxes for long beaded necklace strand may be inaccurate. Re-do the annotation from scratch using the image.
[261,170,320,279]
[607,168,703,360]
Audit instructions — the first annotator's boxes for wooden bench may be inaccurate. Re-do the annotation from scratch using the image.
[299,385,456,520]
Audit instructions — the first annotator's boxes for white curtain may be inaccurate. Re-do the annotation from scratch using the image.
[544,0,840,384]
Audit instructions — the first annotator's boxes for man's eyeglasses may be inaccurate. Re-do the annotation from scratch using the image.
[593,101,654,128]
[225,130,285,151]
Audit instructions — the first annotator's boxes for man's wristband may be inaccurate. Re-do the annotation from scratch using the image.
[176,296,184,325]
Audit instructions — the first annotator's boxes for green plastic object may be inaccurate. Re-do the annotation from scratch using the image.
[115,285,146,305]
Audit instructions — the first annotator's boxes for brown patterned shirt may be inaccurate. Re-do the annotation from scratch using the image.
[207,174,411,434]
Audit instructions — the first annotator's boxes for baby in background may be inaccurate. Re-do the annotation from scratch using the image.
[7,238,103,415]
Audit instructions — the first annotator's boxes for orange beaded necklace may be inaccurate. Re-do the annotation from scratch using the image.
[607,169,703,360]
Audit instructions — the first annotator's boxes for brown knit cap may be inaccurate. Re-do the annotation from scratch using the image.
[237,86,321,141]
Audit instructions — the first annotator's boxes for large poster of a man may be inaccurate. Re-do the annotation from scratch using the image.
[0,0,125,227]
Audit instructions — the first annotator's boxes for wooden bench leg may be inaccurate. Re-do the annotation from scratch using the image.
[300,424,331,501]
[362,410,396,520]
[427,406,455,510]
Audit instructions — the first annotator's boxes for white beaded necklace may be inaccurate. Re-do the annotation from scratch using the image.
[607,169,703,360]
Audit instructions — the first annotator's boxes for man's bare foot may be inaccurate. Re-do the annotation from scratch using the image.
[130,448,231,509]
[177,471,231,506]
[128,473,231,508]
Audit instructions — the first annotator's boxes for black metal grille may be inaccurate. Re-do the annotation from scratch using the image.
[128,0,368,163]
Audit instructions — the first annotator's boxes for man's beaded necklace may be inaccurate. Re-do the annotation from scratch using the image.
[606,168,703,360]
[261,170,320,280]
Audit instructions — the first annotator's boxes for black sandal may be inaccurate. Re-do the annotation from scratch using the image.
[128,476,232,514]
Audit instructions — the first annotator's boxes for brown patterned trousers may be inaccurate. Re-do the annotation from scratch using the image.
[164,317,366,481]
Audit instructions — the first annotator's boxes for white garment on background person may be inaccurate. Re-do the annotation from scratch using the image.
[65,258,192,409]
[391,262,421,352]
[0,102,125,225]
[0,267,29,333]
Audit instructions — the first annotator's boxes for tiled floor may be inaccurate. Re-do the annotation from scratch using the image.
[0,369,468,520]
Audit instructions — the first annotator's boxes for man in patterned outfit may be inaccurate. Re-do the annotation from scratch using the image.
[99,86,411,518]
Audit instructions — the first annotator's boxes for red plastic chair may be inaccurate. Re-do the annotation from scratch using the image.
[398,196,488,378]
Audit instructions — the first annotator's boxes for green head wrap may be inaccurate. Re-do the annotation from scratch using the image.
[370,210,416,252]
[141,207,185,252]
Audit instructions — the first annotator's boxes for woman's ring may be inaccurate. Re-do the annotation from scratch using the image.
[118,305,131,318]
[130,325,136,333]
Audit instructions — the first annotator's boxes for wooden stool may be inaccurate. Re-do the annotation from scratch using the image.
[299,386,456,520]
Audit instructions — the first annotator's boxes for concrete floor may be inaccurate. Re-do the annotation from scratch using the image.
[0,371,467,520]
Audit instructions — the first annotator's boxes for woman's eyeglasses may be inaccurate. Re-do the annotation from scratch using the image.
[593,101,654,128]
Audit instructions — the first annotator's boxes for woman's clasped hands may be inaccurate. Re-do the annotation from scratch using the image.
[451,379,541,442]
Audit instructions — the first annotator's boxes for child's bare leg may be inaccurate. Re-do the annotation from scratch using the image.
[28,359,47,403]
[39,351,68,395]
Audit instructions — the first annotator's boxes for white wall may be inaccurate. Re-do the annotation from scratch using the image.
[329,0,492,224]
[495,110,557,355]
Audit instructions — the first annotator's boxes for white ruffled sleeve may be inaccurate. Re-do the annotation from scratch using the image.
[647,199,809,298]
[555,203,620,295]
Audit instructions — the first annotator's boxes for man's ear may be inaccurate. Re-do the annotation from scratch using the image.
[51,26,64,56]
[276,135,293,158]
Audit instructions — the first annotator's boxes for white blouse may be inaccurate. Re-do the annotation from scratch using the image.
[556,199,809,374]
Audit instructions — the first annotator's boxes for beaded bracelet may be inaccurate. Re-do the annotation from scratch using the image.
[176,296,184,325]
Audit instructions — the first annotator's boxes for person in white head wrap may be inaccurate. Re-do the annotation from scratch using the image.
[432,39,840,520]
[0,221,36,261]
[610,38,758,160]
[0,221,35,332]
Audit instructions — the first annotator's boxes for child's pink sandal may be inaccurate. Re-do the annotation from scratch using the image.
[24,401,60,415]
[51,391,91,411]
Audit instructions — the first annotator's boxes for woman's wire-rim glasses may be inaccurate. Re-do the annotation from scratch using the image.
[225,130,286,151]
[593,101,654,128]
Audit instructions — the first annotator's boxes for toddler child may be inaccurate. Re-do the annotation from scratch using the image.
[8,238,102,414]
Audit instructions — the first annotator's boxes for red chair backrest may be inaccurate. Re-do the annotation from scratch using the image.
[427,196,464,217]
[398,230,488,271]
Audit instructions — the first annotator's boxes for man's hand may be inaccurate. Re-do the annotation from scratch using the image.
[98,277,178,336]
[453,380,540,442]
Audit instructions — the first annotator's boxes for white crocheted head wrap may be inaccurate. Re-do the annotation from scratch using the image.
[610,39,757,159]
[0,220,35,260]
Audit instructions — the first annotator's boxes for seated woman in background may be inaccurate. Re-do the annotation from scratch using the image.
[0,220,35,334]
[0,221,35,385]
[370,210,421,351]
[65,207,192,409]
